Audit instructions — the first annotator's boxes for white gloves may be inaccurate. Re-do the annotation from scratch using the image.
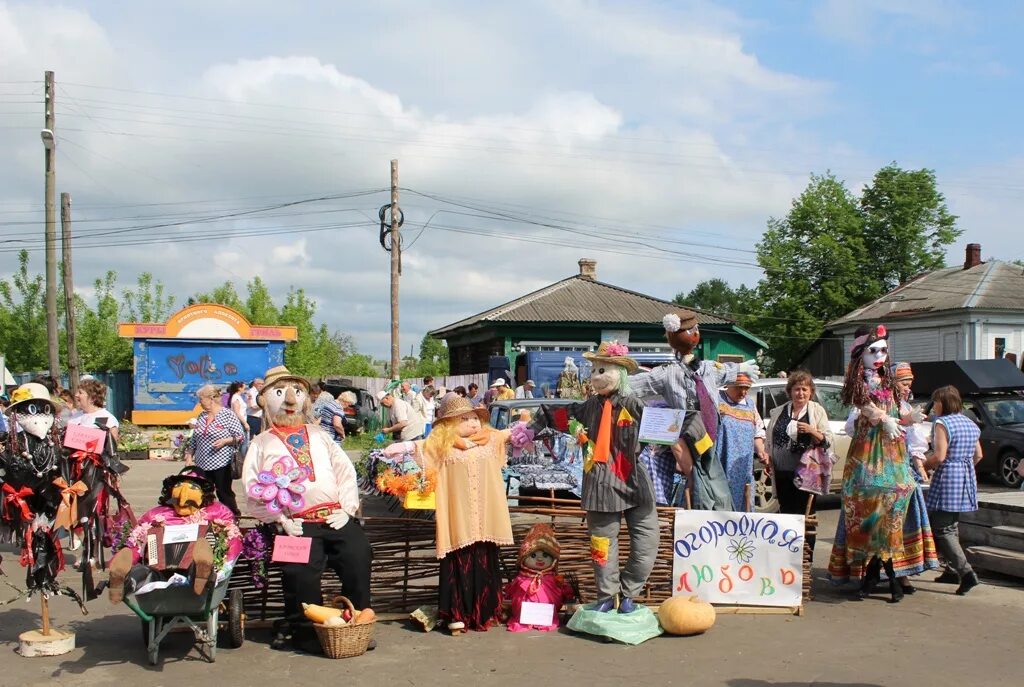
[908,407,926,424]
[278,515,303,537]
[881,415,905,440]
[325,510,350,530]
[740,360,761,381]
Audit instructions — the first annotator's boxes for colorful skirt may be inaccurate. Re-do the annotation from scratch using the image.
[439,542,503,630]
[829,482,939,581]
[828,410,916,579]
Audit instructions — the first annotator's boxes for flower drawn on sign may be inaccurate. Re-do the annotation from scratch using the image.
[726,536,756,564]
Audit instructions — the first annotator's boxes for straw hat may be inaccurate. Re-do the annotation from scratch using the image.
[434,395,489,425]
[260,365,309,395]
[583,341,638,374]
[8,382,56,413]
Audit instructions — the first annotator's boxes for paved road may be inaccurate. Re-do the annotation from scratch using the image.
[1,457,1019,687]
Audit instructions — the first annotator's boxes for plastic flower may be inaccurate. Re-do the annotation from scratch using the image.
[662,313,682,332]
[605,341,629,357]
[247,455,309,513]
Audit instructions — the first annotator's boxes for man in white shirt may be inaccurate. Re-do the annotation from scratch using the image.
[514,379,536,399]
[245,377,264,437]
[377,390,425,441]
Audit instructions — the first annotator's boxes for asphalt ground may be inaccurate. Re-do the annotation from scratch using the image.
[1,457,1020,687]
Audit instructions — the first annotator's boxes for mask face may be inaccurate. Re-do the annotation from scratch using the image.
[862,342,888,371]
[455,413,482,438]
[170,480,205,516]
[525,549,555,571]
[263,381,309,427]
[15,403,54,439]
[590,364,623,396]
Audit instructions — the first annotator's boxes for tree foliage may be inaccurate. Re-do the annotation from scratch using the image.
[0,251,49,370]
[673,278,756,325]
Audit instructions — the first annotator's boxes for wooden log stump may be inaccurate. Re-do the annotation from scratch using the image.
[18,629,76,657]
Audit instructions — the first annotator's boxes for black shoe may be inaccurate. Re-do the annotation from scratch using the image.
[857,557,882,599]
[883,560,903,603]
[956,572,980,596]
[934,570,960,584]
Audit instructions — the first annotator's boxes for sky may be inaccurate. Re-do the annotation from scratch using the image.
[2,0,1023,359]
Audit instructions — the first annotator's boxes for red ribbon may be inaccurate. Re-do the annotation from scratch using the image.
[2,483,34,522]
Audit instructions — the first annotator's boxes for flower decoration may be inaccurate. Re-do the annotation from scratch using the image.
[662,313,682,332]
[242,526,272,589]
[247,455,309,513]
[726,536,755,564]
[604,341,629,357]
[376,466,438,499]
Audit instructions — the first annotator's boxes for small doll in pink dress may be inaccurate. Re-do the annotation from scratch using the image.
[504,524,575,632]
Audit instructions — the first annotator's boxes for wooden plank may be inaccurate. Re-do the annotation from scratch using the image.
[712,605,801,616]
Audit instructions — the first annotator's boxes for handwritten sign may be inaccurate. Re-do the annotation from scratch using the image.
[672,510,804,607]
[271,535,312,564]
[64,424,106,453]
[163,524,200,544]
[519,601,556,626]
[639,407,686,445]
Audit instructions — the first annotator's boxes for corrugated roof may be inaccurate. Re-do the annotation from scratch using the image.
[430,275,732,337]
[830,260,1024,327]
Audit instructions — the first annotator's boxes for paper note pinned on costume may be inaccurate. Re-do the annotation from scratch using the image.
[271,535,312,564]
[638,407,685,445]
[163,523,200,544]
[519,601,556,626]
[64,423,106,453]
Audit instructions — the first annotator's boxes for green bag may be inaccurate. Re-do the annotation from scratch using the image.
[566,603,663,645]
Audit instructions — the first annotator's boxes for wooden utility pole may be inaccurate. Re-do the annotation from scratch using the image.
[43,70,60,376]
[61,193,80,389]
[389,159,401,380]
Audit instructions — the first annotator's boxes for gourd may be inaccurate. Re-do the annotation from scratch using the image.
[355,608,376,624]
[302,603,342,624]
[657,595,716,635]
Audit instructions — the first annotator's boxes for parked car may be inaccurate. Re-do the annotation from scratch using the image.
[319,378,379,435]
[750,378,853,512]
[489,398,577,432]
[924,392,1024,488]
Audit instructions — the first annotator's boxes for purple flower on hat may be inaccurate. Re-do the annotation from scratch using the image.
[247,455,308,513]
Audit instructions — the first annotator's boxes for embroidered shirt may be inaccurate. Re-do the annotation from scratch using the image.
[189,408,245,471]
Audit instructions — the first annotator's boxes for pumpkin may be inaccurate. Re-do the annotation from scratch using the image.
[355,608,376,624]
[657,595,716,635]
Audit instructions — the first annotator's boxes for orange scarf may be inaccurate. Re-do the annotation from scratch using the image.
[454,430,492,450]
[593,399,613,464]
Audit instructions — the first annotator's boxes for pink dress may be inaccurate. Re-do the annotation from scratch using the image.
[124,502,243,567]
[503,572,574,632]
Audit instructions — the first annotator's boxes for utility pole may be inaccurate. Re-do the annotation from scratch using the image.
[389,159,401,380]
[61,193,80,390]
[42,70,60,377]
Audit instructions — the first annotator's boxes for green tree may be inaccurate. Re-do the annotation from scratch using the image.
[673,278,758,325]
[279,287,342,376]
[191,282,246,314]
[122,272,176,322]
[415,334,449,377]
[337,353,378,377]
[751,173,874,371]
[245,277,280,324]
[860,163,961,290]
[76,271,133,370]
[0,250,47,370]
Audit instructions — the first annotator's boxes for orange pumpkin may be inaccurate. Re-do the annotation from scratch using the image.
[658,595,716,635]
[355,608,376,624]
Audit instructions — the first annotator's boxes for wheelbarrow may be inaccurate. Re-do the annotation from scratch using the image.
[123,565,244,665]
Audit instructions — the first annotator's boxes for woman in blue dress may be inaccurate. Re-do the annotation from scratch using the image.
[715,373,769,512]
[925,385,983,596]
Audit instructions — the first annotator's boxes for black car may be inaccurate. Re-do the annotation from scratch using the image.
[926,393,1024,487]
[319,378,379,435]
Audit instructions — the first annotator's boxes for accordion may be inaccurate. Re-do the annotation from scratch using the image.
[143,524,212,571]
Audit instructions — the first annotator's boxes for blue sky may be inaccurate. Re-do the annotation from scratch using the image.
[1,1,1023,357]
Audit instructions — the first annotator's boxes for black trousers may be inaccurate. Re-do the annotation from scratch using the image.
[247,416,262,437]
[774,470,817,553]
[200,463,240,517]
[280,520,373,626]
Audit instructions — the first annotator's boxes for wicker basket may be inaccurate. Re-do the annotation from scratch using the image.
[314,595,375,659]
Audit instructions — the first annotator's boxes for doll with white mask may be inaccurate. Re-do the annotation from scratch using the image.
[829,325,917,603]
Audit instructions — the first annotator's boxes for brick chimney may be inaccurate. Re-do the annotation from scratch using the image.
[964,243,982,270]
[578,258,597,281]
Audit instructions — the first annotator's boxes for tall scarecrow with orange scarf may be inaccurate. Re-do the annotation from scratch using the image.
[514,341,657,613]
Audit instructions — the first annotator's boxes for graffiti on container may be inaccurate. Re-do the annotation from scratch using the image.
[166,354,237,381]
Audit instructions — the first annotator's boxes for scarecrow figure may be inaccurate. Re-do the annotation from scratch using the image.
[0,383,85,610]
[630,310,760,510]
[504,523,575,632]
[513,341,656,613]
[106,468,241,604]
[241,365,372,651]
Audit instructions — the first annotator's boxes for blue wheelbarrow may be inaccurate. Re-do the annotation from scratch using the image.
[123,563,244,665]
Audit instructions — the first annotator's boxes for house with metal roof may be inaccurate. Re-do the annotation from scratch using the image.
[429,258,768,374]
[798,244,1024,376]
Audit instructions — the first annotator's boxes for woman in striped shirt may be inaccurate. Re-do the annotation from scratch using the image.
[185,384,245,518]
